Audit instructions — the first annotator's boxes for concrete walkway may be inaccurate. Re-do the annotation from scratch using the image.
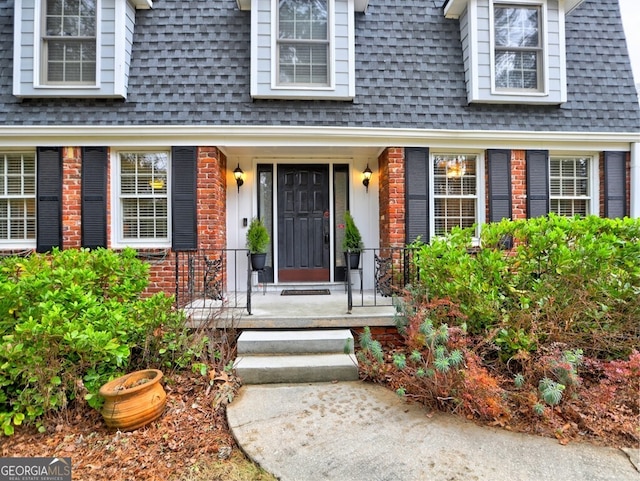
[227,381,639,481]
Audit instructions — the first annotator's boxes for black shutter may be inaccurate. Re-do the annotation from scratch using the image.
[603,151,627,218]
[526,150,549,218]
[172,146,197,250]
[487,149,512,222]
[405,147,430,244]
[81,147,107,249]
[36,147,63,252]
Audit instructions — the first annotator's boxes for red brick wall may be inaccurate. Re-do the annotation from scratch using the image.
[146,147,228,296]
[62,147,82,248]
[511,150,527,220]
[378,148,405,247]
[40,146,228,299]
[351,326,403,350]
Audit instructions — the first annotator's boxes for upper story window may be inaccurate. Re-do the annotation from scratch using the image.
[14,0,152,99]
[433,154,480,236]
[245,0,364,100]
[444,0,574,105]
[549,156,592,216]
[278,0,329,86]
[0,153,36,246]
[43,0,97,85]
[494,4,542,92]
[113,151,170,247]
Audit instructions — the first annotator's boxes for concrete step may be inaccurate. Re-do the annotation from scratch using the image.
[233,353,359,384]
[237,329,355,355]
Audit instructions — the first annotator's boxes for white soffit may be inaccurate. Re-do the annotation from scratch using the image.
[237,0,369,12]
[443,0,466,19]
[129,0,152,9]
[444,0,586,19]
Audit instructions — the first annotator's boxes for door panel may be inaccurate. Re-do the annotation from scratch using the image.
[278,164,330,282]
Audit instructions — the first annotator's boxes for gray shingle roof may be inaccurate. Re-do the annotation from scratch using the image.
[0,0,638,131]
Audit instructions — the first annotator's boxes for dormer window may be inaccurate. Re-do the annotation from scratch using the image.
[278,0,329,86]
[13,0,152,99]
[243,0,368,100]
[493,4,542,92]
[43,0,97,85]
[443,0,584,105]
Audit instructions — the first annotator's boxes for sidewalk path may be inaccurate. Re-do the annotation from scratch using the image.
[227,381,639,481]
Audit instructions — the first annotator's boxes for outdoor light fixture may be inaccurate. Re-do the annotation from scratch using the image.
[233,164,244,192]
[362,164,372,192]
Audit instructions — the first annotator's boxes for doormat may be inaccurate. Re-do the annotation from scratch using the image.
[281,289,331,296]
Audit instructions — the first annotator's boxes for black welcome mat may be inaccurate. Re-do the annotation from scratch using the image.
[281,289,331,296]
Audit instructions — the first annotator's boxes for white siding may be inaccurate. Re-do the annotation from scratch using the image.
[461,0,567,105]
[13,0,143,99]
[251,0,355,100]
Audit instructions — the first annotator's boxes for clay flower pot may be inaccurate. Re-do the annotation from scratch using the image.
[99,369,167,431]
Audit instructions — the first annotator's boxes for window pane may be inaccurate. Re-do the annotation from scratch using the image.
[495,51,538,89]
[549,157,590,217]
[278,0,329,85]
[0,153,36,242]
[494,6,539,47]
[118,152,169,243]
[433,154,478,236]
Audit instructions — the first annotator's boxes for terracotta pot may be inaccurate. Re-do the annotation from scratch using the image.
[99,369,167,431]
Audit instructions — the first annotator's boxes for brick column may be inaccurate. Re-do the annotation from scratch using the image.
[197,147,227,250]
[378,148,405,247]
[511,150,527,219]
[62,147,82,248]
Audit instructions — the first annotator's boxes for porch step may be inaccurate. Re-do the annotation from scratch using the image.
[233,329,359,384]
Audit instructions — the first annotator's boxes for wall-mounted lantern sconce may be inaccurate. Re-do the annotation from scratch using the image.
[233,164,244,192]
[362,164,373,193]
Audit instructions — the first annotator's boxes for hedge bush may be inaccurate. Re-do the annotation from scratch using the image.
[0,248,193,435]
[406,215,640,359]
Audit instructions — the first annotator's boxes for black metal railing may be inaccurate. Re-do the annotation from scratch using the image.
[175,249,251,311]
[346,247,418,312]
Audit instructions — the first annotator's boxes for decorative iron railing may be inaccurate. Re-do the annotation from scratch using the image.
[175,249,251,311]
[346,247,419,312]
[175,247,418,313]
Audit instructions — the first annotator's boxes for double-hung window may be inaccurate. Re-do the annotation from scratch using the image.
[43,0,97,84]
[433,154,479,236]
[277,0,329,86]
[115,152,170,247]
[0,153,36,246]
[549,156,592,216]
[493,3,543,92]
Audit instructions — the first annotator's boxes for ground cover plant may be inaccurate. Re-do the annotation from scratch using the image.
[358,215,639,447]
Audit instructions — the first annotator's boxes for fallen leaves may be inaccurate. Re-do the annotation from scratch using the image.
[1,370,240,481]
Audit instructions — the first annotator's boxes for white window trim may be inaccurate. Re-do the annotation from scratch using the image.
[110,149,172,249]
[270,0,336,91]
[549,153,598,216]
[489,0,549,97]
[33,0,102,89]
[429,151,486,239]
[0,151,37,249]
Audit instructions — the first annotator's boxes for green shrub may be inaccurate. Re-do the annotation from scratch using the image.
[0,248,192,435]
[409,215,640,359]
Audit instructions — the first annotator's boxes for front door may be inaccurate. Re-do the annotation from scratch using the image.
[277,164,330,282]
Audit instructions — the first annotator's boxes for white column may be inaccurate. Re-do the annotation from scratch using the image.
[631,142,640,218]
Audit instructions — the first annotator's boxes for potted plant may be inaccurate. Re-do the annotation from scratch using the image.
[246,217,270,270]
[98,369,167,431]
[342,211,364,269]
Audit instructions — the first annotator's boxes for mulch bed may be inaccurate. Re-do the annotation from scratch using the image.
[1,372,239,481]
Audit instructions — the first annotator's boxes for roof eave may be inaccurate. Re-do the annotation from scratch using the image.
[237,0,369,12]
[129,0,152,9]
[444,0,586,19]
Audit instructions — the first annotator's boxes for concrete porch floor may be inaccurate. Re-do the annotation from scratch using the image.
[184,284,398,329]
